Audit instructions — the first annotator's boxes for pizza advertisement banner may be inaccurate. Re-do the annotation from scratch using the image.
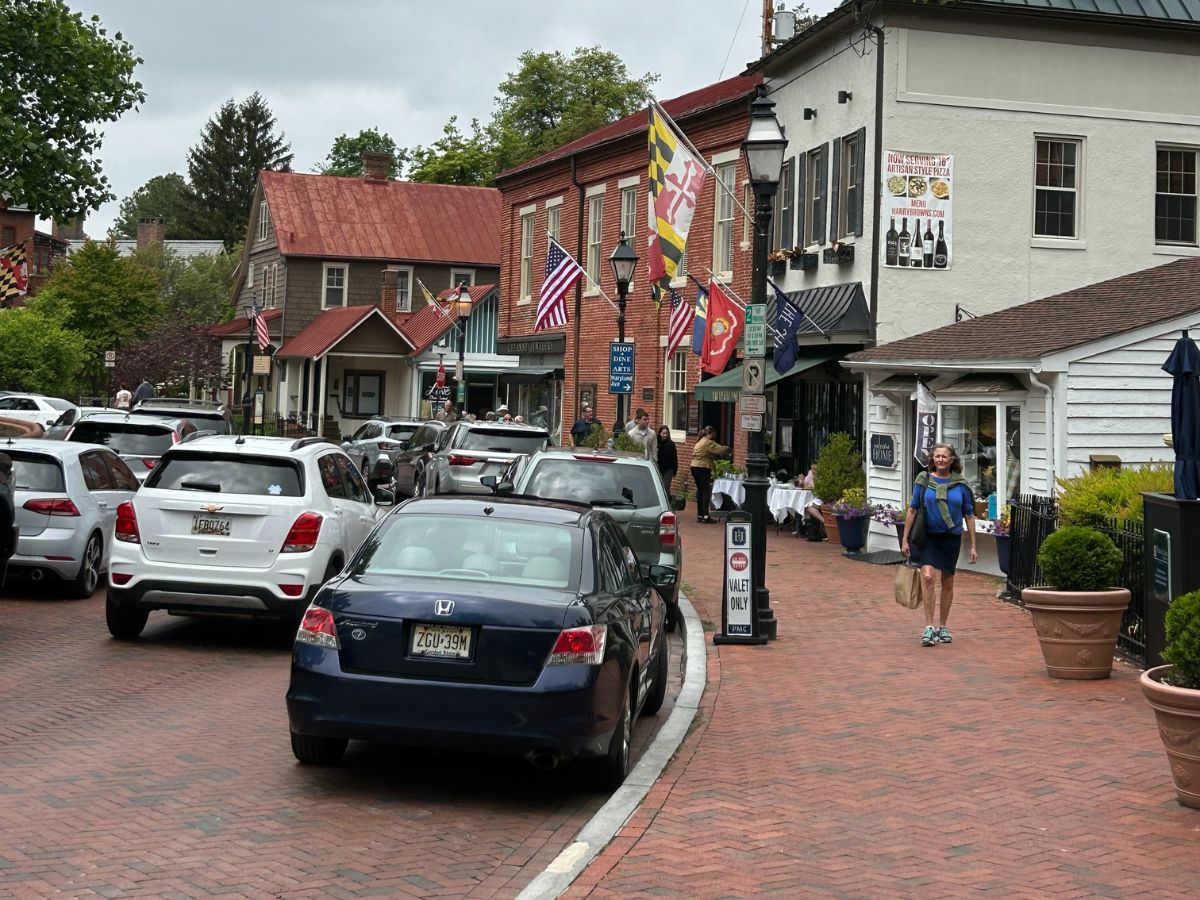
[880,151,953,271]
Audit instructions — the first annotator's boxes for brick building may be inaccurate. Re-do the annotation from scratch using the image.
[494,75,762,468]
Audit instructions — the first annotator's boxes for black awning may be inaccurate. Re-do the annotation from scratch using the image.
[786,282,872,342]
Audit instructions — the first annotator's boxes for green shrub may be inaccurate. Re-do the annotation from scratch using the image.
[1056,464,1173,527]
[712,458,743,479]
[611,430,640,453]
[1036,525,1122,591]
[579,424,609,449]
[812,433,864,504]
[1164,590,1200,689]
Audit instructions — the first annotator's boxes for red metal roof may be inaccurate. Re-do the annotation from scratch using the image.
[497,75,763,181]
[396,284,497,355]
[276,305,413,359]
[209,306,283,337]
[260,172,501,264]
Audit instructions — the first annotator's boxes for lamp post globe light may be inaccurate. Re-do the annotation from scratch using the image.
[454,283,472,410]
[742,84,787,641]
[608,232,638,430]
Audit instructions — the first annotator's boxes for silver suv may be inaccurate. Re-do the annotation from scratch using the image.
[131,397,237,435]
[66,413,197,482]
[422,421,550,496]
[504,447,684,630]
[341,417,425,486]
[104,435,391,639]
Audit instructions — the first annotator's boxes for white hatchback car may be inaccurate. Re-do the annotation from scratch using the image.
[105,435,391,639]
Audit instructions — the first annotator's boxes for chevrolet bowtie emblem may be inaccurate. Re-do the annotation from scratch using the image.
[202,503,224,513]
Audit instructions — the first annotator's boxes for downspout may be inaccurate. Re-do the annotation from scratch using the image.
[859,3,885,343]
[570,155,585,421]
[1028,369,1055,493]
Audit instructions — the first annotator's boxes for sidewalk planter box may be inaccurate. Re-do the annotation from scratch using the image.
[791,252,819,271]
[820,505,842,547]
[1021,587,1132,679]
[823,244,855,265]
[836,516,869,555]
[769,260,786,278]
[1140,666,1200,808]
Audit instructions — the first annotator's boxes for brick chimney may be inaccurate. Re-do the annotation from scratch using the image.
[53,217,86,241]
[362,152,391,183]
[137,216,166,249]
[380,266,401,319]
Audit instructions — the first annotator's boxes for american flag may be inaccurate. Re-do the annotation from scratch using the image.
[535,237,583,331]
[250,297,270,351]
[664,288,695,360]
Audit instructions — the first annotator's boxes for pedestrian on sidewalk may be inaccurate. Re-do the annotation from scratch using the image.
[656,425,677,493]
[626,408,657,459]
[114,383,132,410]
[690,425,729,524]
[901,442,977,646]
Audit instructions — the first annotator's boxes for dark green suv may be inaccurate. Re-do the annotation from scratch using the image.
[506,448,684,630]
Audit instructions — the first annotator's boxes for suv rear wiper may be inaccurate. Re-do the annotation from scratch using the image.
[589,498,635,508]
[179,480,221,492]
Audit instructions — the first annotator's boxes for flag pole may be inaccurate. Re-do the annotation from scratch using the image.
[650,97,755,223]
[767,278,828,338]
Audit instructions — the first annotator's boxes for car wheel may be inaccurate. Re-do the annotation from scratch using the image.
[642,638,670,717]
[70,533,103,599]
[290,731,348,765]
[592,680,633,791]
[105,592,148,640]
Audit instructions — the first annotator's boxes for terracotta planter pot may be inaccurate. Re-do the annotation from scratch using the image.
[1021,587,1131,680]
[1140,665,1200,808]
[820,505,841,547]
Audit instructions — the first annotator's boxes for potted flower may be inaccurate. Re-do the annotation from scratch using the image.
[791,246,819,271]
[822,240,855,265]
[873,505,907,549]
[991,506,1012,574]
[767,248,790,277]
[1021,526,1129,680]
[831,488,874,555]
[1140,589,1200,808]
[812,433,865,548]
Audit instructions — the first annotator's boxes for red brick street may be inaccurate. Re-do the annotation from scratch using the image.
[566,515,1200,899]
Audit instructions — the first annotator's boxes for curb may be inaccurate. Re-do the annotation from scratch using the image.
[516,591,707,900]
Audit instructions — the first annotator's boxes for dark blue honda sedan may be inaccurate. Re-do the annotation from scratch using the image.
[286,494,674,789]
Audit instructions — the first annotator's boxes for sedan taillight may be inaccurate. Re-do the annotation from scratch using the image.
[115,501,140,543]
[295,605,340,649]
[23,498,80,517]
[546,624,606,666]
[281,512,323,553]
[658,511,678,547]
[447,454,478,467]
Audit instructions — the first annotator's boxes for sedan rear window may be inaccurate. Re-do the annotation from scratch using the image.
[6,453,65,491]
[355,513,578,589]
[524,459,661,510]
[458,429,549,454]
[70,422,176,455]
[145,453,304,496]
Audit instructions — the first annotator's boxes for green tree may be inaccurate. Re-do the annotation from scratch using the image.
[316,128,406,178]
[183,92,293,247]
[129,242,237,325]
[407,117,497,186]
[0,0,145,219]
[112,173,204,239]
[0,308,86,396]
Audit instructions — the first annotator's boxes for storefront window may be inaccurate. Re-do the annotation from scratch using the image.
[939,403,1022,507]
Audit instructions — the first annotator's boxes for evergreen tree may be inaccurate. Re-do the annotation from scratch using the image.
[183,93,293,248]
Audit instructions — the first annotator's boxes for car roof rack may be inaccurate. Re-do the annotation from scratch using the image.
[290,436,332,452]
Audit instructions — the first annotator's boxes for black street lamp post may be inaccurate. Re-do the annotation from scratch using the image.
[242,304,255,436]
[742,85,788,641]
[608,232,639,431]
[453,283,473,413]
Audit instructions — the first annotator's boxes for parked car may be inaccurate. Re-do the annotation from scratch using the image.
[422,421,551,496]
[341,417,424,486]
[1,440,140,597]
[0,416,46,439]
[104,435,392,639]
[286,493,675,788]
[0,394,78,429]
[130,397,238,435]
[65,413,196,482]
[503,447,685,631]
[388,420,447,499]
[45,406,122,440]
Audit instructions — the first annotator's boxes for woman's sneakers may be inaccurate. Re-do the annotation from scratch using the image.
[936,626,953,643]
[921,625,954,646]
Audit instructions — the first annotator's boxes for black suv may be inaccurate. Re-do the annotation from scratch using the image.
[131,398,238,435]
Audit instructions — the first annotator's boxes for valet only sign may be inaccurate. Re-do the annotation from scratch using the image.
[714,511,766,645]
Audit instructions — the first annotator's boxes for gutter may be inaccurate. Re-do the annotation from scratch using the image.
[571,155,584,416]
[859,3,885,344]
[1027,369,1056,490]
[842,359,1041,372]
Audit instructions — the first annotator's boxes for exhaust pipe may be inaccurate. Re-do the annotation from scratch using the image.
[29,569,44,582]
[526,750,563,771]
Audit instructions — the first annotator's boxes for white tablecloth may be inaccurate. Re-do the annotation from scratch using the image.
[768,487,816,524]
[711,478,744,509]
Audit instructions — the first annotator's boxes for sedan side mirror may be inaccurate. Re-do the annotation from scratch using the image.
[646,564,678,588]
[671,494,686,512]
[480,474,498,491]
[374,488,395,506]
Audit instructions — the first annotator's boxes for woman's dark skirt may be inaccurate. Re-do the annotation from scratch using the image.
[911,531,963,573]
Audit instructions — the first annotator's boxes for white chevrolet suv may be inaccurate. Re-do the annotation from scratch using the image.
[105,435,390,639]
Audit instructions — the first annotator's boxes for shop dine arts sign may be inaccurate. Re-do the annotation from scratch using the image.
[881,151,953,270]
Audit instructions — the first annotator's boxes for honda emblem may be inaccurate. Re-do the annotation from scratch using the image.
[434,599,455,616]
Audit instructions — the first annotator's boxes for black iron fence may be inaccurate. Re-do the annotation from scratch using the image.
[1003,494,1146,666]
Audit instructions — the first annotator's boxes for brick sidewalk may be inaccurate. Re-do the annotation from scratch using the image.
[565,517,1200,899]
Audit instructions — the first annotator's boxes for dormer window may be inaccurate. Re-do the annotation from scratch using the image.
[257,201,271,242]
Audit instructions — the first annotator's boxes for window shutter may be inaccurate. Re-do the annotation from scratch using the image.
[781,157,795,249]
[853,126,867,236]
[829,140,842,243]
[796,152,808,249]
[816,143,829,246]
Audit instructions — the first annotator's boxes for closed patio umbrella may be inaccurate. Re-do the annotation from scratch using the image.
[1163,330,1200,500]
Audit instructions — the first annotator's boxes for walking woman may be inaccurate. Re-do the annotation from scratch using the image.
[901,442,977,646]
[690,425,729,524]
[656,425,678,493]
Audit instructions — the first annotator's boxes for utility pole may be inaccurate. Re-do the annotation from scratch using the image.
[762,0,774,58]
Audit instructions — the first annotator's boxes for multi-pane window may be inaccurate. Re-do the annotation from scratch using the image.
[547,205,561,242]
[397,268,412,312]
[520,212,534,299]
[322,264,346,308]
[713,163,736,274]
[342,371,384,418]
[450,268,475,287]
[805,147,824,243]
[1034,138,1080,238]
[586,195,603,287]
[257,201,270,242]
[665,349,689,434]
[621,186,637,242]
[1156,147,1198,246]
[775,158,794,249]
[840,135,859,237]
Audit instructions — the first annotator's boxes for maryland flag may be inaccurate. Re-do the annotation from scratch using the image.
[647,103,706,306]
[0,241,30,308]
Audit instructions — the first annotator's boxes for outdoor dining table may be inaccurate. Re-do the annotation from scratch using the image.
[767,486,816,524]
[711,477,745,509]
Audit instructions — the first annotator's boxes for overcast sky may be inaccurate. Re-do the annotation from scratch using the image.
[61,0,840,237]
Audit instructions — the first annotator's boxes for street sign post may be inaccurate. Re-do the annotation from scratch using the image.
[104,350,116,369]
[609,341,634,395]
[740,413,763,431]
[745,303,767,357]
[713,511,766,645]
[740,393,766,414]
[741,358,765,393]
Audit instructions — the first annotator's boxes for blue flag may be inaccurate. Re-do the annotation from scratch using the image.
[770,281,801,375]
[688,274,708,356]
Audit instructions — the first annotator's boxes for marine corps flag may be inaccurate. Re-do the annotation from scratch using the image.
[0,241,29,308]
[647,103,706,304]
[700,280,743,375]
